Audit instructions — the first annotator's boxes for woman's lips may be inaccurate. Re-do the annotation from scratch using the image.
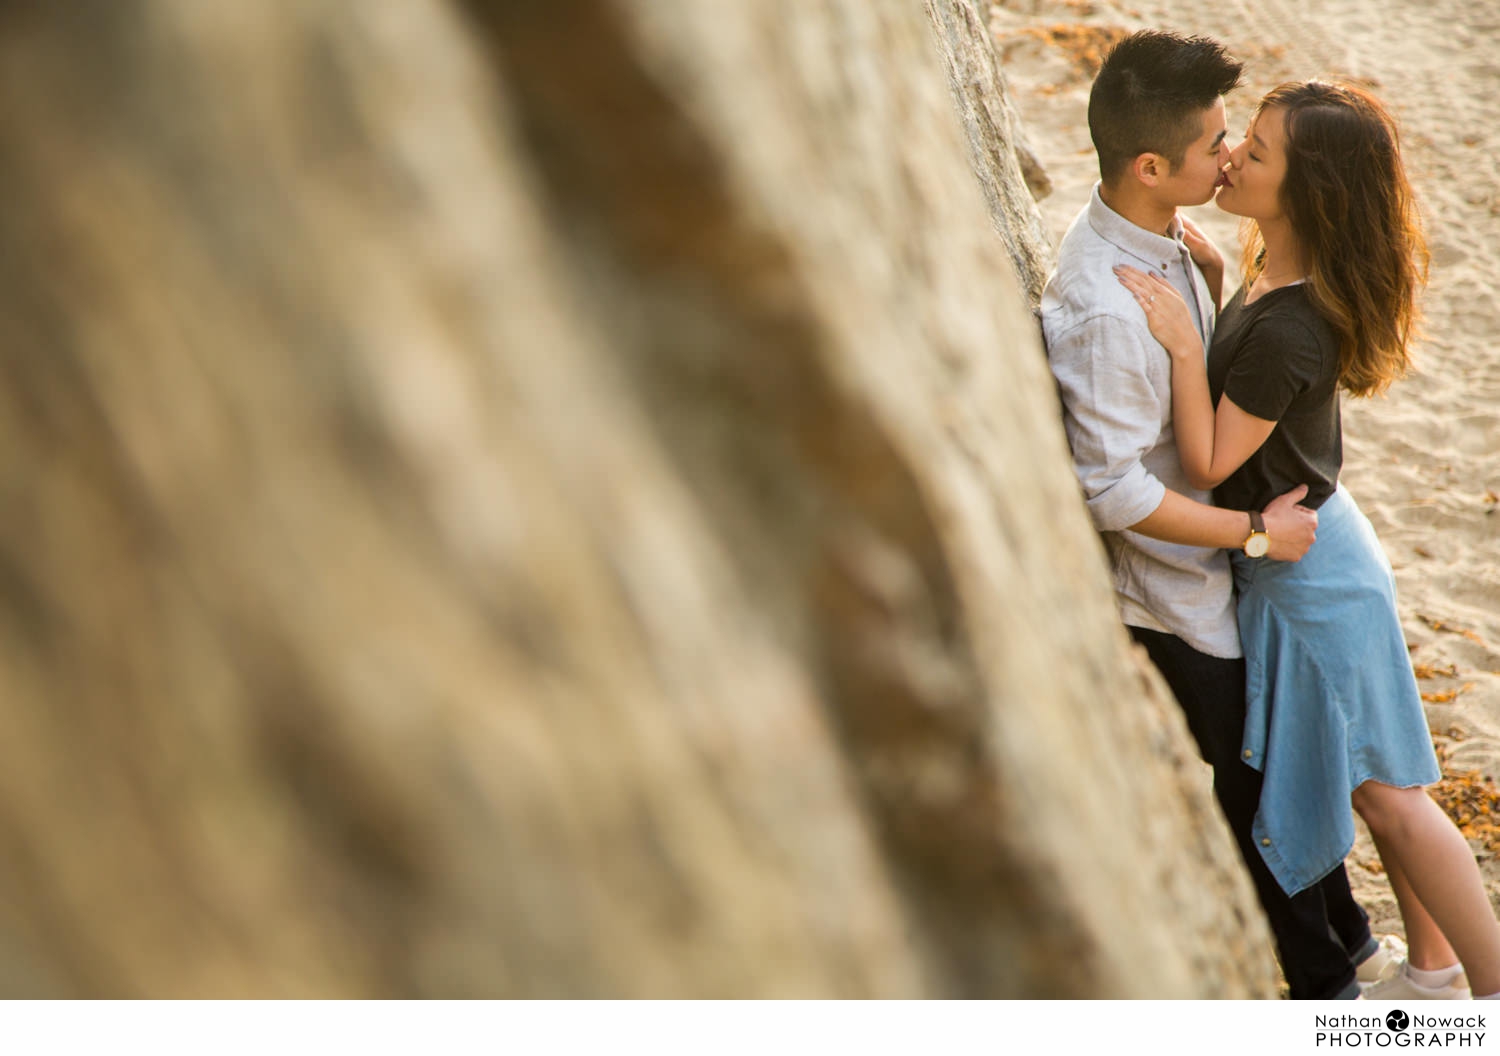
[1216,171,1233,189]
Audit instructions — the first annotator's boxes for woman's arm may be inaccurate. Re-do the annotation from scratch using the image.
[1115,266,1276,489]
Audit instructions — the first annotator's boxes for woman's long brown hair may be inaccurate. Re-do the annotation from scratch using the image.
[1239,81,1429,396]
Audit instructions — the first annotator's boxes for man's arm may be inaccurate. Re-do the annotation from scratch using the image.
[1131,485,1317,561]
[1047,313,1175,529]
[1046,311,1315,560]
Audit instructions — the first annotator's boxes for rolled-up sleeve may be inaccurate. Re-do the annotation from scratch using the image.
[1047,314,1168,531]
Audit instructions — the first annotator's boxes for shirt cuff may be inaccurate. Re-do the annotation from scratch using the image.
[1084,466,1167,532]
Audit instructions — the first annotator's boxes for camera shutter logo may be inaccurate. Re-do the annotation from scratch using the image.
[1385,1010,1410,1032]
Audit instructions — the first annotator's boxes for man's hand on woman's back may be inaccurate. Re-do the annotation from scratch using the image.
[1262,483,1318,561]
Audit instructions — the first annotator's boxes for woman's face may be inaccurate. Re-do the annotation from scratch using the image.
[1215,106,1289,223]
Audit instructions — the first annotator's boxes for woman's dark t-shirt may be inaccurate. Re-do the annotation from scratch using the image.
[1208,282,1343,512]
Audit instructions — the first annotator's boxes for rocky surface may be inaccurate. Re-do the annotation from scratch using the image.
[0,0,1275,996]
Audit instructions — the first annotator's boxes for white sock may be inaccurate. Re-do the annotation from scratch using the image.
[1406,962,1463,988]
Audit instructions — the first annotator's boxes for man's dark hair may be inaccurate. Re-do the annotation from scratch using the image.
[1088,31,1242,182]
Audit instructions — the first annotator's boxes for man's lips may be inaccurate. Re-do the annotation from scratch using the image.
[1216,171,1234,189]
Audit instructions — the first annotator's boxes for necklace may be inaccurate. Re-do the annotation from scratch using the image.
[1247,266,1308,303]
[1257,268,1306,287]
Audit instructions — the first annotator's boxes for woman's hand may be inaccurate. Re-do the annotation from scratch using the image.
[1179,214,1224,307]
[1114,265,1203,361]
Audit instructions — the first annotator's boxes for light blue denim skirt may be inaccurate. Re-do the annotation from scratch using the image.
[1231,483,1440,896]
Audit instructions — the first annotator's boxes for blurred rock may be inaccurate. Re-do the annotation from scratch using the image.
[0,0,1276,997]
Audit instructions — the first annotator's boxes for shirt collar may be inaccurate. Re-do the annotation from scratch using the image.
[1086,183,1188,272]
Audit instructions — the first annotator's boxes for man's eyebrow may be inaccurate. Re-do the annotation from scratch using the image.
[1210,130,1227,149]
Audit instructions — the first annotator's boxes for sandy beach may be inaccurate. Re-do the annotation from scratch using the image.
[990,0,1500,937]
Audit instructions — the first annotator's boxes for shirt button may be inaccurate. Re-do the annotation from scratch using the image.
[1243,750,1253,760]
[1261,838,1272,847]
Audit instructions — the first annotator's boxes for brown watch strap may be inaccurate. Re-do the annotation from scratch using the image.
[1249,510,1266,535]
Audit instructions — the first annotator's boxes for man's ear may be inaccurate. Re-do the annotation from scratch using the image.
[1131,152,1166,188]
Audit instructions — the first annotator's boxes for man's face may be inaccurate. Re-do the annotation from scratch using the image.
[1157,97,1231,207]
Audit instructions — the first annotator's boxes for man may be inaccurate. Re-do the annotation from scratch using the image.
[1041,30,1396,1000]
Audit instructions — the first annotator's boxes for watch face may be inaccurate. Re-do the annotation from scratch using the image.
[1245,533,1270,558]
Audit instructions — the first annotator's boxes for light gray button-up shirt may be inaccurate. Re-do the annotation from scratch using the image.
[1041,184,1240,659]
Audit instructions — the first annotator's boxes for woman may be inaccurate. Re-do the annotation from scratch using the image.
[1118,80,1500,1001]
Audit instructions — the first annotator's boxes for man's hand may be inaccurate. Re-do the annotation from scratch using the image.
[1261,484,1317,561]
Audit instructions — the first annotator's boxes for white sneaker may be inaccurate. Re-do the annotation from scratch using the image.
[1357,934,1408,986]
[1363,963,1472,1001]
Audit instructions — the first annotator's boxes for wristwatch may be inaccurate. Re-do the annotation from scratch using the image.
[1243,511,1270,558]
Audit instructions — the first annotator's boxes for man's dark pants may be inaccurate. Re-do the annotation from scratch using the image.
[1130,626,1370,1000]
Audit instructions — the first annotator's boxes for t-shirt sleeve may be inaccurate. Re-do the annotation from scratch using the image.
[1220,312,1327,422]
